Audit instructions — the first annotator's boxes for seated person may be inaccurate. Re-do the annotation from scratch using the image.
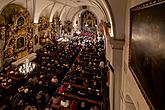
[51,76,58,84]
[78,101,87,110]
[50,96,61,108]
[66,84,72,92]
[83,79,89,87]
[36,91,43,102]
[58,85,65,94]
[32,76,38,85]
[17,100,24,107]
[60,97,70,108]
[70,100,78,110]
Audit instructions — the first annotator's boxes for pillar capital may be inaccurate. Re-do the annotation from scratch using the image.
[109,37,125,50]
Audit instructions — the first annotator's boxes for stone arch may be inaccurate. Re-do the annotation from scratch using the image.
[49,3,64,22]
[70,7,104,26]
[40,3,54,19]
[33,0,53,23]
[1,3,27,25]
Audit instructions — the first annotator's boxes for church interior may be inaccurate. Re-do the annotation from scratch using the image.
[0,0,165,110]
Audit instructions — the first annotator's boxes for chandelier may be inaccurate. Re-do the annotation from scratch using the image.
[19,59,36,75]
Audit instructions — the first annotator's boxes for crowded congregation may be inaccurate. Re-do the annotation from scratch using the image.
[0,1,113,110]
[1,0,164,110]
[0,35,108,110]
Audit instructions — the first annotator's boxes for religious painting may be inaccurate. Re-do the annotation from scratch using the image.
[64,20,73,33]
[17,16,25,26]
[34,34,38,44]
[81,10,97,27]
[17,37,25,49]
[129,1,165,109]
[0,4,33,62]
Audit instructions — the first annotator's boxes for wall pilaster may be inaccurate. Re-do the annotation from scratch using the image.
[107,37,125,110]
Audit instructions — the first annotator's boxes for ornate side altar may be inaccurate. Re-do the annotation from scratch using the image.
[0,4,34,64]
[38,16,51,44]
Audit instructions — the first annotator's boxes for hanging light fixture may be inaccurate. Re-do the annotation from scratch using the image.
[19,59,36,75]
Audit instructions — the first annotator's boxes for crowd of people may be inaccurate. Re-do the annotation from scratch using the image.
[0,40,81,109]
[0,35,107,110]
[47,36,106,110]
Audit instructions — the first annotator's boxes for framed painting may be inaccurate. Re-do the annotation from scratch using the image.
[17,37,25,49]
[129,0,165,110]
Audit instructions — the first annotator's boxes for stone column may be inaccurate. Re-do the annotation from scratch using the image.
[33,23,39,35]
[78,14,81,31]
[49,22,53,39]
[108,38,124,110]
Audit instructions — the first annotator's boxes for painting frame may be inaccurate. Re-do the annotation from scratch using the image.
[129,0,165,110]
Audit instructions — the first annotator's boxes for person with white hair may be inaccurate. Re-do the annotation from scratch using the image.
[99,61,104,68]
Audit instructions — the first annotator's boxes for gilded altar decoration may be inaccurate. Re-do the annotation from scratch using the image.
[0,26,5,40]
[17,37,25,49]
[17,16,25,26]
[39,16,49,32]
[81,10,97,32]
[97,21,111,40]
[52,16,61,38]
[0,4,34,62]
[63,20,73,34]
[38,16,50,44]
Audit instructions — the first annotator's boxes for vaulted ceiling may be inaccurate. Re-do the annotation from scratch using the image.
[0,0,128,39]
[0,0,111,25]
[36,0,111,24]
[50,0,92,7]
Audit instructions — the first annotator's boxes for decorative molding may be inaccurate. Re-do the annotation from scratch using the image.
[130,0,165,11]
